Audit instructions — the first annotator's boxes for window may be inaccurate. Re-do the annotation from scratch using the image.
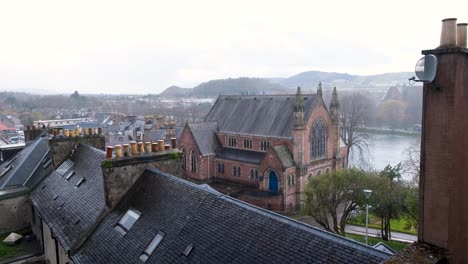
[181,149,186,170]
[311,119,327,159]
[139,231,165,262]
[114,209,141,235]
[190,150,196,173]
[232,166,241,177]
[250,169,254,180]
[288,175,291,186]
[228,137,237,147]
[218,163,224,174]
[255,170,259,181]
[291,174,295,185]
[260,140,270,151]
[244,139,252,149]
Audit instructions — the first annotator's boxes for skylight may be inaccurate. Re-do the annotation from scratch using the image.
[65,171,75,181]
[75,177,86,187]
[139,231,165,262]
[183,244,194,257]
[114,209,141,235]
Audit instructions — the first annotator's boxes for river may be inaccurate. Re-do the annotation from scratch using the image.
[348,132,421,180]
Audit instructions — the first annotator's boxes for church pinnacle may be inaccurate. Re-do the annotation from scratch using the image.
[317,82,323,97]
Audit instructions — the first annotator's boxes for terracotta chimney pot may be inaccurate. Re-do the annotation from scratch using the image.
[440,18,457,48]
[152,143,159,152]
[145,142,152,153]
[64,129,70,137]
[158,140,164,151]
[106,146,114,159]
[115,145,123,158]
[123,144,130,156]
[138,142,145,153]
[171,138,177,149]
[457,23,467,48]
[130,141,137,155]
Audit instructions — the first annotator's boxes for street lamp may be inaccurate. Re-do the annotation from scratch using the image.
[363,189,372,245]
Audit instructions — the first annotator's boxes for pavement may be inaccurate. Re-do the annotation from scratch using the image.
[345,224,417,243]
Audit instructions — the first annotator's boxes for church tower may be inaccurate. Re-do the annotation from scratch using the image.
[293,87,305,165]
[329,87,340,159]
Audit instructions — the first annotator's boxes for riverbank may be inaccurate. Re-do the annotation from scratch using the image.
[358,127,421,136]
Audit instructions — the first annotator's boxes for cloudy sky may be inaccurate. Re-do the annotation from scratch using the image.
[0,0,466,94]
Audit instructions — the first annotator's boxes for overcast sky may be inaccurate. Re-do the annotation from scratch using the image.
[0,0,466,94]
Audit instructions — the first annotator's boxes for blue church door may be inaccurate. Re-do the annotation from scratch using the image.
[269,171,278,194]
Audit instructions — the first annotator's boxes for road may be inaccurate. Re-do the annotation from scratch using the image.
[345,224,417,243]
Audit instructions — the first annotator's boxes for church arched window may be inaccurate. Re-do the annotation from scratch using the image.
[190,150,196,173]
[311,119,327,159]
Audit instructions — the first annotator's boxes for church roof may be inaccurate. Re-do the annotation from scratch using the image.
[205,94,319,139]
[186,122,220,156]
[72,168,390,264]
[273,145,295,168]
[217,147,266,164]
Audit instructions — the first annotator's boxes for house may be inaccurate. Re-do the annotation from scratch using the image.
[178,85,347,212]
[29,138,389,264]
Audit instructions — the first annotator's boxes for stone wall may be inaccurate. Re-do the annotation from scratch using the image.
[0,194,32,233]
[50,136,106,168]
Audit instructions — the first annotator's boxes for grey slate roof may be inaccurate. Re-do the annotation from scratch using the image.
[145,127,183,144]
[186,122,219,155]
[273,145,295,168]
[0,136,51,190]
[205,94,319,138]
[30,144,107,252]
[72,168,390,264]
[217,147,266,165]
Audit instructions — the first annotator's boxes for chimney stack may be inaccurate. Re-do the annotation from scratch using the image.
[440,18,457,48]
[457,23,467,48]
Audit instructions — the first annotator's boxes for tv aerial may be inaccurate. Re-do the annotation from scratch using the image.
[408,54,438,85]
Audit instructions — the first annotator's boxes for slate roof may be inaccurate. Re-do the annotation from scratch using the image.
[145,127,183,144]
[205,94,319,138]
[30,144,108,252]
[60,122,101,130]
[0,136,51,190]
[273,145,295,168]
[186,122,220,155]
[73,168,390,264]
[217,147,266,165]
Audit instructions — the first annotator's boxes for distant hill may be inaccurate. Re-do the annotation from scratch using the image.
[159,78,288,97]
[270,71,413,89]
[160,71,414,98]
[159,86,191,97]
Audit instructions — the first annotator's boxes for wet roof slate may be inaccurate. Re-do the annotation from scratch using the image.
[186,122,220,155]
[0,136,51,190]
[217,147,266,164]
[72,168,390,264]
[30,144,107,252]
[205,94,318,138]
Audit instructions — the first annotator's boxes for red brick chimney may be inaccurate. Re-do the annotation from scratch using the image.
[418,18,468,263]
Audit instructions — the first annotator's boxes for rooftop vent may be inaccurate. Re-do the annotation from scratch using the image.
[65,171,75,181]
[183,244,194,257]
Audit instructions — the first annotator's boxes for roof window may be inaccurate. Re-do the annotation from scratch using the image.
[183,244,194,257]
[139,231,165,262]
[75,177,86,187]
[65,171,75,181]
[114,209,141,235]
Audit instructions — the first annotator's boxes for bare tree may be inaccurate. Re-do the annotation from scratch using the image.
[340,92,374,166]
[402,142,420,184]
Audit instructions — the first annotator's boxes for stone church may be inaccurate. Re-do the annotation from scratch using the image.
[178,85,347,212]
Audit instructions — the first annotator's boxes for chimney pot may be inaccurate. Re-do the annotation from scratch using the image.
[440,18,458,48]
[83,128,89,136]
[115,145,123,158]
[158,140,165,151]
[138,142,145,153]
[98,128,102,135]
[457,23,467,48]
[152,143,159,152]
[171,138,177,149]
[145,142,152,153]
[130,141,137,155]
[123,144,130,156]
[164,144,170,150]
[106,146,114,159]
[64,129,70,137]
[70,130,76,137]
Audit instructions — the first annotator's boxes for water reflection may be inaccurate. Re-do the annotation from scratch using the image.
[349,133,421,180]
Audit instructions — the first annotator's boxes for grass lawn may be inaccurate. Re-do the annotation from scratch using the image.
[345,233,410,252]
[348,213,417,235]
[0,233,17,259]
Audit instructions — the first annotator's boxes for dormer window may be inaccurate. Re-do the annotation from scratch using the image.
[139,231,165,262]
[114,209,141,235]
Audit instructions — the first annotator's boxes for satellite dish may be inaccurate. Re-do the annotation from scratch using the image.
[415,54,438,82]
